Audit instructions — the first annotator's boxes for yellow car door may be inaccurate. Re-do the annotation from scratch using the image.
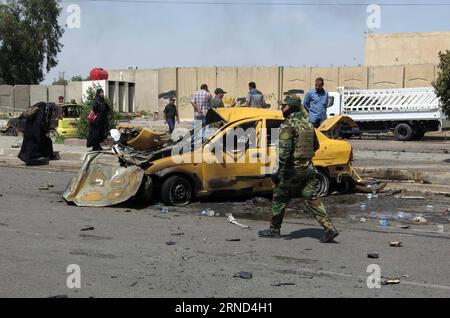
[202,119,266,192]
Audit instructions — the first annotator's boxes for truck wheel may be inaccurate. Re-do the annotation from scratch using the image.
[394,123,414,141]
[135,175,154,203]
[312,169,330,198]
[161,175,192,206]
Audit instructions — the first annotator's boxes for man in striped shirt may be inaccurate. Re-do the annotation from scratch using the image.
[191,84,212,147]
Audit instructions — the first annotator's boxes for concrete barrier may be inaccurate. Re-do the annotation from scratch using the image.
[311,67,339,91]
[404,64,436,88]
[177,68,198,120]
[66,81,83,104]
[338,66,368,89]
[48,85,65,103]
[30,85,48,105]
[13,85,30,111]
[0,85,14,113]
[368,65,405,89]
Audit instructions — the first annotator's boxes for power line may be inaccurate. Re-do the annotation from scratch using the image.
[60,0,450,6]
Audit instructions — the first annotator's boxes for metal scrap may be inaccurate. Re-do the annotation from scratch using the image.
[227,214,250,229]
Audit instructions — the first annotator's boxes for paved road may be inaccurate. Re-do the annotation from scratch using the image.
[0,166,449,298]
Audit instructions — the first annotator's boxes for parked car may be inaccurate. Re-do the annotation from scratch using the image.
[1,103,82,141]
[64,108,361,207]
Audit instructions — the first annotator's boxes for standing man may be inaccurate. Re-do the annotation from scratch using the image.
[191,84,212,145]
[246,82,265,108]
[211,88,226,108]
[259,96,339,243]
[304,78,329,128]
[164,98,180,134]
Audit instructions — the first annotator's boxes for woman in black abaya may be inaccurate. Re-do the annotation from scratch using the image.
[18,102,59,166]
[87,89,110,151]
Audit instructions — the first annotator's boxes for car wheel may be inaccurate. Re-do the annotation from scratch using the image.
[161,175,192,206]
[49,129,59,143]
[5,127,18,136]
[394,123,414,141]
[334,177,355,194]
[312,169,330,198]
[135,175,154,203]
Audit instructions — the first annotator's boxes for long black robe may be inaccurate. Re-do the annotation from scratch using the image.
[18,102,55,165]
[87,96,110,148]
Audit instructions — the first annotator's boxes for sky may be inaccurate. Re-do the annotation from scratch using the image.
[44,0,450,84]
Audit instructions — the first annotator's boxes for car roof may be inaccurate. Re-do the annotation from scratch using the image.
[212,107,284,123]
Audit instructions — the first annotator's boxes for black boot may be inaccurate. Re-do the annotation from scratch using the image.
[258,228,281,238]
[321,228,339,243]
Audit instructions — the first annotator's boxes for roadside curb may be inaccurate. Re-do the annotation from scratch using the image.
[0,148,86,161]
[354,167,450,186]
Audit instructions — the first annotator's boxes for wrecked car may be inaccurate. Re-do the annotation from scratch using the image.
[64,108,362,207]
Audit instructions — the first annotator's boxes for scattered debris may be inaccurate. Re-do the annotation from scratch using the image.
[226,238,241,242]
[125,209,132,213]
[47,183,54,188]
[390,241,403,247]
[421,180,432,184]
[397,225,411,230]
[379,218,389,227]
[360,218,367,223]
[252,196,270,206]
[382,279,400,286]
[47,295,68,298]
[233,272,253,280]
[160,207,169,214]
[166,241,176,246]
[412,216,428,224]
[171,232,185,236]
[426,205,434,212]
[38,185,49,191]
[399,196,425,200]
[367,253,379,259]
[271,282,296,287]
[80,226,95,232]
[437,225,445,233]
[182,256,195,261]
[129,282,138,287]
[227,214,250,229]
[391,189,404,196]
[201,209,216,217]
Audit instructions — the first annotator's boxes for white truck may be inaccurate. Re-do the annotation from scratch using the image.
[327,87,450,141]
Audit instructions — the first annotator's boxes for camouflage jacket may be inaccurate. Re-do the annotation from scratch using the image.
[278,110,318,173]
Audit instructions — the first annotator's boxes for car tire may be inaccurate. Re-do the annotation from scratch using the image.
[5,127,18,136]
[313,169,330,198]
[49,129,59,143]
[135,175,154,203]
[161,175,193,206]
[394,123,414,141]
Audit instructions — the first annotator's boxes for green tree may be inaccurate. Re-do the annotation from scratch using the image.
[78,84,119,139]
[0,0,64,85]
[433,50,450,119]
[70,75,83,82]
[52,78,68,86]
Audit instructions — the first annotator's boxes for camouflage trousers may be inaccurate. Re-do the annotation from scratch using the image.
[271,167,335,231]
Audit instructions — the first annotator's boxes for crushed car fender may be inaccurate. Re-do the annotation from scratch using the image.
[63,152,144,207]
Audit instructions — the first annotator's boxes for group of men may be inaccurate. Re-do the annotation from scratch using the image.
[164,78,330,133]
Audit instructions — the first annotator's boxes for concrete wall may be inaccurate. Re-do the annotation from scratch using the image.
[14,85,30,111]
[310,67,340,92]
[0,85,14,112]
[158,68,177,116]
[177,68,198,119]
[66,81,83,104]
[282,67,311,96]
[48,85,65,103]
[338,66,368,89]
[30,85,48,105]
[404,64,436,88]
[135,69,158,113]
[368,65,405,89]
[365,32,450,66]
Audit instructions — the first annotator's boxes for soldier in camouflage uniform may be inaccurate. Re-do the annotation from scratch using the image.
[259,96,339,243]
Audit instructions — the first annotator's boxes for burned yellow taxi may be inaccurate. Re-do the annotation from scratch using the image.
[64,108,359,207]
